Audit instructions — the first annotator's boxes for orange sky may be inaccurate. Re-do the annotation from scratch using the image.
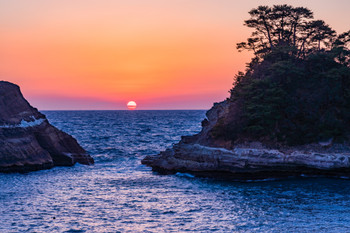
[1,0,349,110]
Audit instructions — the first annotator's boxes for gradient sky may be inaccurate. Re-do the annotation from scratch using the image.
[1,0,350,110]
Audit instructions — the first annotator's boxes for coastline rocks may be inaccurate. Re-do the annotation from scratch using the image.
[142,101,350,180]
[0,81,94,173]
[142,142,350,179]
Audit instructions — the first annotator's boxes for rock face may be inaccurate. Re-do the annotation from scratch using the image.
[142,100,350,180]
[0,81,94,173]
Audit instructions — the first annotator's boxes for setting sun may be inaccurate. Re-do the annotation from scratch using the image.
[127,101,137,110]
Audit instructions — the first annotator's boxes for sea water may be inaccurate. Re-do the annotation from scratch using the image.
[1,110,350,232]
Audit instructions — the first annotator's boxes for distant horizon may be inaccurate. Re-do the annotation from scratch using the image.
[40,109,208,111]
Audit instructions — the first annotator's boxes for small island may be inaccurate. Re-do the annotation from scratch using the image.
[142,5,350,180]
[0,81,94,173]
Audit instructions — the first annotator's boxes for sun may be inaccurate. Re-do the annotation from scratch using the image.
[127,101,137,110]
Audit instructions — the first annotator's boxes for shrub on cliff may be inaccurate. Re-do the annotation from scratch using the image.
[214,5,350,145]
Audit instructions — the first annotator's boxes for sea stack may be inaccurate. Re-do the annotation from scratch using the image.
[142,4,350,180]
[0,81,94,173]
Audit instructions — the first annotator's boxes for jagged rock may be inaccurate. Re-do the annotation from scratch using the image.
[0,81,94,173]
[142,101,350,180]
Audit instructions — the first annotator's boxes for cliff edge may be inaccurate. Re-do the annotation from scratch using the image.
[0,81,94,173]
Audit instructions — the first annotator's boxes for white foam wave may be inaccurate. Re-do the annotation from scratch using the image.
[0,118,45,128]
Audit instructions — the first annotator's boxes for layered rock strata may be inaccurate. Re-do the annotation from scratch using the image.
[142,101,350,180]
[0,81,94,173]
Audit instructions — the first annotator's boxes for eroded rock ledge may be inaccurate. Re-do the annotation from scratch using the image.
[0,81,94,173]
[142,101,350,180]
[142,142,350,180]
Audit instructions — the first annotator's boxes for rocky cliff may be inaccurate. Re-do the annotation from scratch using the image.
[0,81,94,173]
[142,100,350,180]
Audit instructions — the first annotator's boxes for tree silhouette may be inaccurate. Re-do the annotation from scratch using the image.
[237,5,338,60]
[213,5,350,145]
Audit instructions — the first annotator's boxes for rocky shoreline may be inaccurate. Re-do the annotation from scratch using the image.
[0,81,94,173]
[142,141,350,180]
[142,101,350,180]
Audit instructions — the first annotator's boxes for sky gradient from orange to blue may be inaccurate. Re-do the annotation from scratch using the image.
[1,0,350,110]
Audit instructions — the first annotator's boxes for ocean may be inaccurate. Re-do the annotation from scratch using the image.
[1,110,350,232]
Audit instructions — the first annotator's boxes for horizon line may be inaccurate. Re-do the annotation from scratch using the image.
[40,109,208,111]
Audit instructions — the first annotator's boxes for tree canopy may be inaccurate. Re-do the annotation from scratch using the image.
[236,5,350,61]
[213,5,350,146]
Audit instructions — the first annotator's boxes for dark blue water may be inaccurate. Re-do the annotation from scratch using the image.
[1,111,350,232]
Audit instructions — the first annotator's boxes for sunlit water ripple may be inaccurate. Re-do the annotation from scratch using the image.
[1,110,350,232]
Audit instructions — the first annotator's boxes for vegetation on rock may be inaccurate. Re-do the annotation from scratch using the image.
[214,5,350,145]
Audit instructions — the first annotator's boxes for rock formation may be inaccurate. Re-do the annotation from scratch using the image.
[0,81,94,173]
[142,101,350,180]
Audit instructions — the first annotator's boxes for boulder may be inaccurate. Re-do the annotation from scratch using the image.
[0,81,94,173]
